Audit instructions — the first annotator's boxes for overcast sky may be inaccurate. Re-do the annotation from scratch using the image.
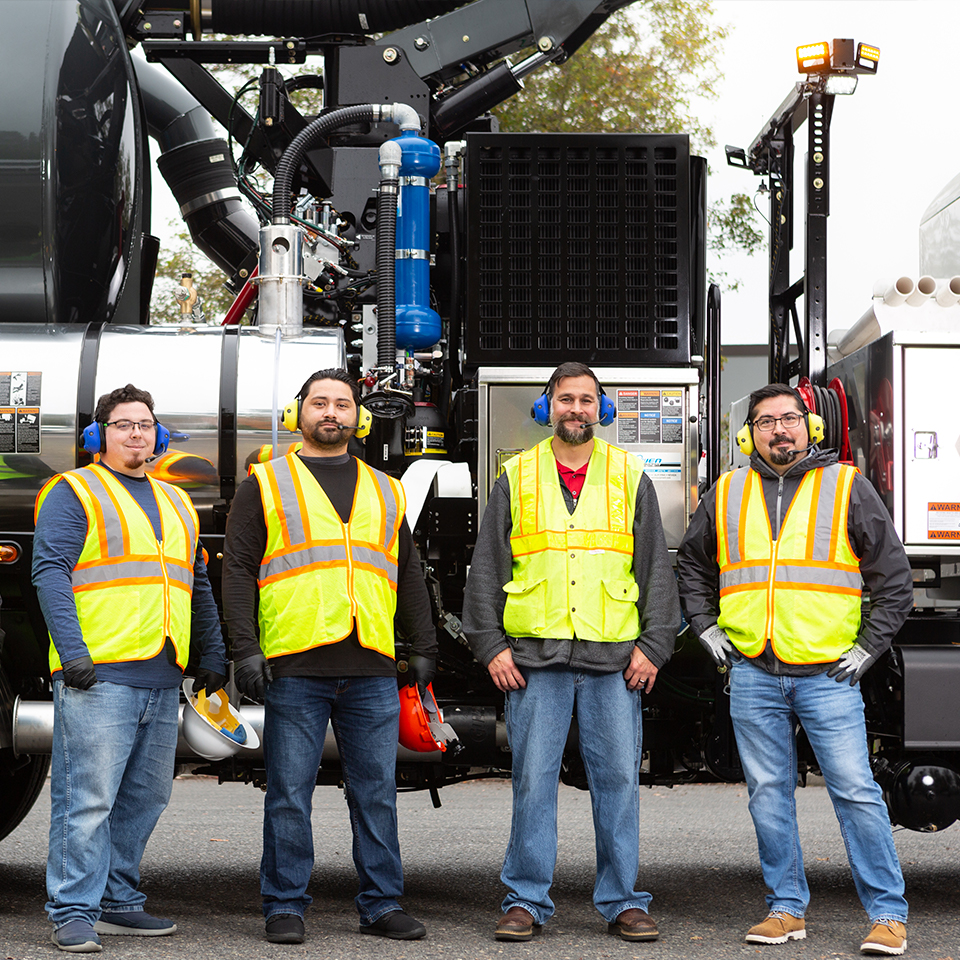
[704,0,960,344]
[148,1,960,347]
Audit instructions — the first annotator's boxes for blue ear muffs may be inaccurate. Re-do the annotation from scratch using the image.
[531,389,551,426]
[530,383,617,427]
[81,420,170,456]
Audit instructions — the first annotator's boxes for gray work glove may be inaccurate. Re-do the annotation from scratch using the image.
[826,642,875,685]
[407,655,436,698]
[698,624,734,669]
[61,655,98,690]
[193,667,227,698]
[233,653,273,702]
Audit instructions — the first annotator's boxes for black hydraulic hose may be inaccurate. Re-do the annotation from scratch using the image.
[376,178,399,368]
[272,105,378,225]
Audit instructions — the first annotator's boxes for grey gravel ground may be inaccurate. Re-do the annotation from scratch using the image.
[2,776,959,958]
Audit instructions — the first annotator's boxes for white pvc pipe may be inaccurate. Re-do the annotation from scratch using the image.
[882,276,915,307]
[906,274,936,306]
[936,276,960,308]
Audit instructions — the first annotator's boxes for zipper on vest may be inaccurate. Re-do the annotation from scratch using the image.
[158,538,173,646]
[340,515,358,620]
[764,475,785,644]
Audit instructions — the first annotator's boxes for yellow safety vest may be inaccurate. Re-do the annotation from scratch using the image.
[503,437,642,642]
[34,465,199,673]
[715,464,863,663]
[252,454,405,659]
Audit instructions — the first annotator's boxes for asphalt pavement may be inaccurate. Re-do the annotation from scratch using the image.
[2,776,959,959]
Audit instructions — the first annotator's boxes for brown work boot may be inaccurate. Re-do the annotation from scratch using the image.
[745,911,806,944]
[495,906,541,941]
[608,908,659,941]
[860,920,906,955]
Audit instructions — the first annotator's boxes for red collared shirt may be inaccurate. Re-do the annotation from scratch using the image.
[556,461,589,500]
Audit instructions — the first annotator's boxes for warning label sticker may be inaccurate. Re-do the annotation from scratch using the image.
[927,502,960,540]
[0,371,42,454]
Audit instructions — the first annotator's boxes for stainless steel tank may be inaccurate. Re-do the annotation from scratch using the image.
[0,322,345,528]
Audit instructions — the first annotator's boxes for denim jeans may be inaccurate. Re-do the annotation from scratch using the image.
[46,680,179,928]
[501,664,650,925]
[729,659,907,923]
[261,675,403,925]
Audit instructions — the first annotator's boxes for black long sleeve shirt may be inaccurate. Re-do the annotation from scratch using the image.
[222,453,436,678]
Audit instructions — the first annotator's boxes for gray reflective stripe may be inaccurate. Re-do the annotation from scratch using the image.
[269,458,306,545]
[260,543,349,581]
[353,544,398,579]
[157,483,198,541]
[366,466,400,548]
[259,543,396,582]
[811,464,842,562]
[75,469,126,557]
[774,563,861,590]
[166,565,195,589]
[72,560,164,587]
[719,566,770,589]
[722,469,750,565]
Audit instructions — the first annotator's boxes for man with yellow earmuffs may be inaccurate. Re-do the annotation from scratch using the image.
[677,383,912,957]
[222,368,435,946]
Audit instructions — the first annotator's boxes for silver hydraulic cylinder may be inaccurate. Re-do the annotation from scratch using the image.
[257,223,304,338]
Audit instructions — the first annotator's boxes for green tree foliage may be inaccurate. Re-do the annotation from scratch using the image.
[495,1,723,147]
[493,2,763,285]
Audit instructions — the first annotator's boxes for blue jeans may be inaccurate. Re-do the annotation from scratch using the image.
[46,681,179,928]
[501,665,650,925]
[729,659,907,924]
[261,675,403,925]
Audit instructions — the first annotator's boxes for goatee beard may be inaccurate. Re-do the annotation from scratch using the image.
[556,418,593,445]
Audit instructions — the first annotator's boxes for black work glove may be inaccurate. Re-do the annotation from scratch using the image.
[61,655,98,690]
[407,655,436,698]
[233,653,273,702]
[193,667,227,698]
[826,642,875,685]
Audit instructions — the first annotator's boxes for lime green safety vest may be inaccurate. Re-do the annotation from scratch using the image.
[502,437,643,642]
[252,454,405,659]
[715,464,863,663]
[34,465,199,673]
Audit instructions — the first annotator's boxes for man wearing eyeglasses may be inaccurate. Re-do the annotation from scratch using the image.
[677,383,912,957]
[32,384,227,953]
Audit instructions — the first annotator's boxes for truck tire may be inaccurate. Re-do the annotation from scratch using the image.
[0,751,49,842]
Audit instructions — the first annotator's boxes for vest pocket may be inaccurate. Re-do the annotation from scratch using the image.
[600,579,640,639]
[502,579,547,636]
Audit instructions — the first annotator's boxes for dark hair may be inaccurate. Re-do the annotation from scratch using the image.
[546,361,602,400]
[94,384,156,424]
[747,383,807,423]
[297,368,361,407]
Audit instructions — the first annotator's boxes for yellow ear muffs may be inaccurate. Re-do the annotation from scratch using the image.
[355,404,372,439]
[280,399,300,433]
[735,422,755,456]
[279,399,372,438]
[807,412,824,445]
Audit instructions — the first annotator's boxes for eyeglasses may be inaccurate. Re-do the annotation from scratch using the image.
[751,413,803,433]
[104,419,157,433]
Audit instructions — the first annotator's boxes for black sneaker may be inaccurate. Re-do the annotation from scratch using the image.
[361,910,426,940]
[265,914,305,944]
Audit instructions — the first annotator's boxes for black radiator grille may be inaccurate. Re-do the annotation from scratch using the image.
[465,134,691,365]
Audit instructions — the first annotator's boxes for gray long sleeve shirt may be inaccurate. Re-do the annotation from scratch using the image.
[676,446,914,676]
[463,466,680,673]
